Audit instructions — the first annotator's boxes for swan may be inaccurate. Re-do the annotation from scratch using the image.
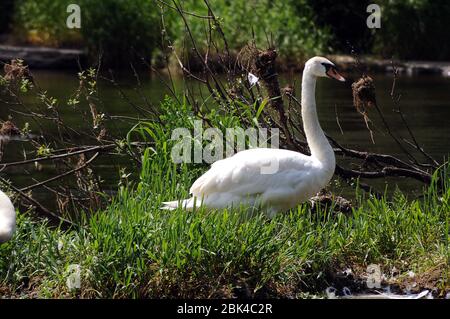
[162,56,345,217]
[0,189,16,243]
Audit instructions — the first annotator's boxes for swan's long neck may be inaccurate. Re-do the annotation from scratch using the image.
[301,71,335,170]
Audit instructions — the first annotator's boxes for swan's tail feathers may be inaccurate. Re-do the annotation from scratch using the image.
[161,197,201,211]
[160,200,179,210]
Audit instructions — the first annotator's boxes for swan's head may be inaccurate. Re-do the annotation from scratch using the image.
[304,56,345,82]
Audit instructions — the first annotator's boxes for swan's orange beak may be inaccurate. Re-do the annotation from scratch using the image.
[327,67,346,82]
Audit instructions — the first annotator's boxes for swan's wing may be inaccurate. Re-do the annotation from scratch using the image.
[189,148,318,198]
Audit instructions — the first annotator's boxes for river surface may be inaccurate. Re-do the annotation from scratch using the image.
[1,70,449,203]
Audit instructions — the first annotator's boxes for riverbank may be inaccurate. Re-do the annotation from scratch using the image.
[330,55,450,77]
[0,165,448,299]
[0,110,448,298]
[0,45,86,69]
[2,45,450,77]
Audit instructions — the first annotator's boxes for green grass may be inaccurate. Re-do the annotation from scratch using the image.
[0,98,448,298]
[0,148,448,298]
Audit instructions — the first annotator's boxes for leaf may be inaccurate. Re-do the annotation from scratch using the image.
[255,98,269,119]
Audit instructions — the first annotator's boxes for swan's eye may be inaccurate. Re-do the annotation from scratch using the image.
[321,62,333,71]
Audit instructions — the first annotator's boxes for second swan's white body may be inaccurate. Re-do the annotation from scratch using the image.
[0,190,16,243]
[163,57,344,216]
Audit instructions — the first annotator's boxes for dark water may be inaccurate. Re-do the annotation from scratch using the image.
[1,70,449,202]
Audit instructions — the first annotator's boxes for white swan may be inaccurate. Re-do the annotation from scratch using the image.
[163,56,345,217]
[0,190,16,243]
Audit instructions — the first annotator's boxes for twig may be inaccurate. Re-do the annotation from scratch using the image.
[335,104,344,135]
[0,176,75,227]
[155,0,214,19]
[20,152,99,192]
[390,63,439,167]
[0,144,115,168]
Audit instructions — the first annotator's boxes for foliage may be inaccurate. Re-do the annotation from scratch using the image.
[78,0,160,66]
[0,0,15,34]
[11,0,450,64]
[11,0,330,66]
[13,0,160,64]
[306,0,374,53]
[13,0,81,46]
[166,0,331,65]
[371,0,450,60]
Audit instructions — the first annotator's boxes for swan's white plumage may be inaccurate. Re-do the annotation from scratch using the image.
[162,56,343,216]
[163,149,330,216]
[0,190,16,243]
